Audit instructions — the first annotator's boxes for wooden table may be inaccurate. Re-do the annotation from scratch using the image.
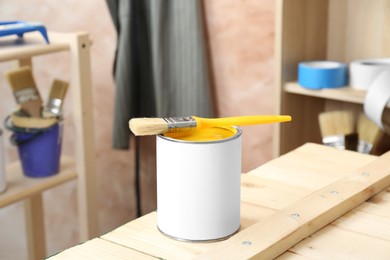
[49,143,390,259]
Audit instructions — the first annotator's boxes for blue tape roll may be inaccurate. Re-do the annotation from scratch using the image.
[298,61,348,89]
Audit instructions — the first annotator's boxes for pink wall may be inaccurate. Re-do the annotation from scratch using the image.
[0,0,275,258]
[204,0,275,172]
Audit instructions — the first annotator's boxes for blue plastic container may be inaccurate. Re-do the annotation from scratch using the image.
[12,123,62,178]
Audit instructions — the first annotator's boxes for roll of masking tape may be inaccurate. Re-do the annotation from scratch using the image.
[298,61,347,90]
[350,59,390,90]
[364,69,390,130]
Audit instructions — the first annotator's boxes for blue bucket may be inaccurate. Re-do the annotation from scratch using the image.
[11,122,62,178]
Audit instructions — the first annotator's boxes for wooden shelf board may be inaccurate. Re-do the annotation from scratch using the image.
[0,156,77,208]
[0,32,70,62]
[285,82,366,104]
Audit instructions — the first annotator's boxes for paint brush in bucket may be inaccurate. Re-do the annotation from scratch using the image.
[129,115,292,136]
[4,66,42,117]
[42,79,69,118]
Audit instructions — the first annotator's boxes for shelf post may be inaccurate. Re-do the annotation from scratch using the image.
[25,193,46,260]
[68,32,99,241]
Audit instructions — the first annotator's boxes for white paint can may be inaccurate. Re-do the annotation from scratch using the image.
[156,126,242,241]
[0,128,7,194]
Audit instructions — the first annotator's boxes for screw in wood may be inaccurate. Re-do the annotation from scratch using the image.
[242,240,252,246]
[290,213,300,219]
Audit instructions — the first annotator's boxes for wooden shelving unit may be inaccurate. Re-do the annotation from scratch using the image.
[284,82,366,104]
[274,0,390,157]
[0,31,98,259]
[1,157,76,208]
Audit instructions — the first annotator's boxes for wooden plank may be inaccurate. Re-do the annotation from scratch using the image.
[241,174,311,210]
[48,144,390,259]
[100,145,387,259]
[0,32,69,62]
[17,57,32,68]
[277,195,390,259]
[102,212,215,259]
[328,0,389,62]
[284,82,366,104]
[25,193,46,260]
[0,157,77,208]
[276,251,314,260]
[381,0,390,56]
[288,225,390,259]
[100,143,382,259]
[357,200,390,217]
[367,186,390,207]
[272,154,390,260]
[47,238,156,259]
[251,143,377,190]
[331,207,390,241]
[326,0,348,60]
[68,32,99,241]
[196,150,390,259]
[100,206,282,259]
[240,203,276,229]
[274,0,329,156]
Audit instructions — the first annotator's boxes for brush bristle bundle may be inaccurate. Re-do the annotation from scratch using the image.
[50,79,69,99]
[5,66,38,91]
[129,118,168,136]
[358,113,382,145]
[5,66,42,117]
[318,110,354,137]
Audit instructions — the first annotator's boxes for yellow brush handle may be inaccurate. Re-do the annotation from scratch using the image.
[192,115,292,129]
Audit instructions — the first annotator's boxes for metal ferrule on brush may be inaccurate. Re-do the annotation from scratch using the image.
[323,136,346,150]
[357,140,373,154]
[323,133,358,151]
[164,117,197,133]
[14,88,39,103]
[42,98,63,117]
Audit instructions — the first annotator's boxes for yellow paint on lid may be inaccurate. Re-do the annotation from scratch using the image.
[163,126,237,142]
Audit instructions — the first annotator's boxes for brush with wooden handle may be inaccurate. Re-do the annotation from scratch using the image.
[318,110,357,151]
[129,115,292,136]
[4,66,42,117]
[42,79,69,118]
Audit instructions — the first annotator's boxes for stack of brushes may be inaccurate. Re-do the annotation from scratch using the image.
[318,110,390,155]
[4,66,69,127]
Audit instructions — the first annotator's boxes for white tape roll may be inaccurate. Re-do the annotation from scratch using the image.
[349,59,390,90]
[364,69,390,129]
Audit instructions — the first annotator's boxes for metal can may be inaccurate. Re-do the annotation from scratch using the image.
[156,126,242,241]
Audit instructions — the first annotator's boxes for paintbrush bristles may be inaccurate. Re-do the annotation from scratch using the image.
[4,66,42,117]
[5,66,38,91]
[49,79,69,99]
[42,79,69,118]
[129,118,168,136]
[319,111,354,137]
[358,113,382,146]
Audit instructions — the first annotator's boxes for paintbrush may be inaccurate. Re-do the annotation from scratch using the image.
[357,113,383,154]
[129,115,292,136]
[4,66,42,117]
[318,110,357,151]
[42,79,69,118]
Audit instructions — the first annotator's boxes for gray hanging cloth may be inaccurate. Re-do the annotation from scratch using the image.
[106,0,214,149]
